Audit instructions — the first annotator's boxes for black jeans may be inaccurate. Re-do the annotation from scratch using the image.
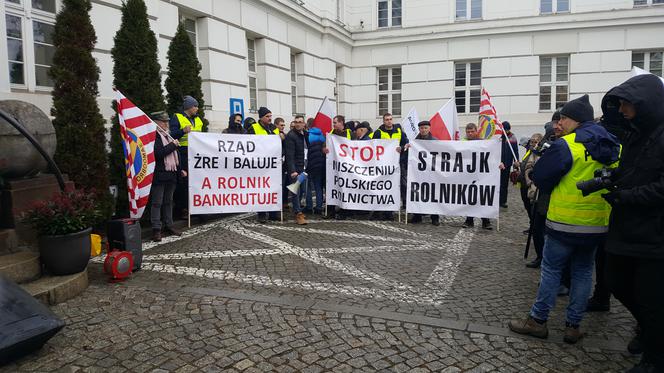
[532,210,546,260]
[606,252,664,369]
[500,168,510,205]
[520,186,532,221]
[591,243,610,303]
[150,182,176,230]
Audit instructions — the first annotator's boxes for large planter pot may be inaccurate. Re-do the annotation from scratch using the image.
[38,227,92,275]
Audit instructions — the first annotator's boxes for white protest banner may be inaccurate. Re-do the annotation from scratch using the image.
[188,132,282,214]
[407,139,501,219]
[326,135,400,211]
[401,107,420,141]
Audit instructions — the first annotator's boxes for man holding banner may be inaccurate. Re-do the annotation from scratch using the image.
[371,113,410,220]
[246,107,281,223]
[408,121,440,226]
[461,122,494,230]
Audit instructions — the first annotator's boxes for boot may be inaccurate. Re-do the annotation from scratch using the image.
[563,323,584,344]
[409,215,422,224]
[295,212,308,225]
[508,316,548,339]
[526,258,542,269]
[431,216,440,226]
[152,229,162,242]
[482,219,493,230]
[163,226,182,237]
[462,217,474,228]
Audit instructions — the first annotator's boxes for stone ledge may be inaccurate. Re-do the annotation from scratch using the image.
[21,269,88,305]
[0,251,40,283]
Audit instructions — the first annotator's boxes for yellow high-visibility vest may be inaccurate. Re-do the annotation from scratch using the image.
[175,113,203,146]
[546,132,619,234]
[329,129,351,139]
[250,122,279,135]
[370,127,402,140]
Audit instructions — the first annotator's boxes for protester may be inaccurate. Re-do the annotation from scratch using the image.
[499,121,519,208]
[247,107,280,223]
[601,74,664,372]
[169,95,203,219]
[354,121,372,140]
[509,94,620,344]
[275,117,286,140]
[222,113,245,134]
[409,121,440,226]
[518,133,541,227]
[150,111,184,242]
[462,123,493,230]
[370,113,409,220]
[323,115,352,219]
[284,116,308,225]
[243,116,256,132]
[304,118,325,215]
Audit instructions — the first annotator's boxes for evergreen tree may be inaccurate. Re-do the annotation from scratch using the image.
[108,0,164,217]
[50,0,112,218]
[165,22,208,132]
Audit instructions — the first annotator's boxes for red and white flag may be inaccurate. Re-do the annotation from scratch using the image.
[478,88,504,138]
[115,90,156,219]
[312,96,335,134]
[429,98,460,140]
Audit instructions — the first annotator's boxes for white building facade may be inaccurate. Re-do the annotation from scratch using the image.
[1,0,663,131]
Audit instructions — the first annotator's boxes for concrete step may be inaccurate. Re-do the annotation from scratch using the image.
[0,251,40,284]
[21,269,88,306]
[0,228,19,255]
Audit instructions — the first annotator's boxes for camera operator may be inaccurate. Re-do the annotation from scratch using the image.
[601,74,664,372]
[509,94,620,344]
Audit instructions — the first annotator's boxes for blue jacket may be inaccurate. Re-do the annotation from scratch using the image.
[306,127,326,174]
[532,121,621,245]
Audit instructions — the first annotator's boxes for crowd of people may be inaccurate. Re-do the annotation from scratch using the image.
[508,75,664,373]
[146,74,663,372]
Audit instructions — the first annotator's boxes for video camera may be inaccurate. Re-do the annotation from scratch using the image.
[531,141,552,156]
[576,168,616,196]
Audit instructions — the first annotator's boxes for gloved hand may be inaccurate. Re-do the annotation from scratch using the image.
[602,190,625,205]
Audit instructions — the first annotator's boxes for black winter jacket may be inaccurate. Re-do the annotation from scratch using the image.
[602,74,664,259]
[284,129,307,175]
[153,135,180,184]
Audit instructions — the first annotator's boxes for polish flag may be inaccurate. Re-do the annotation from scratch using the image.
[312,96,335,134]
[429,98,459,140]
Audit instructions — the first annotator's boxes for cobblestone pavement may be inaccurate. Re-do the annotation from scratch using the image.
[4,192,639,372]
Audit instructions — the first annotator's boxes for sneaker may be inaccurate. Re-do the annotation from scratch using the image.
[295,212,308,225]
[508,316,548,339]
[163,226,182,237]
[152,229,162,242]
[585,296,610,312]
[628,328,644,355]
[525,258,542,269]
[563,323,584,344]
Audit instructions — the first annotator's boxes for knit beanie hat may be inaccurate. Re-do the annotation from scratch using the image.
[502,121,511,131]
[183,95,198,110]
[258,107,271,119]
[551,111,561,121]
[560,94,594,123]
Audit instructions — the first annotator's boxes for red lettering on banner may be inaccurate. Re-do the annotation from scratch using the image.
[202,177,211,189]
[337,144,384,162]
[193,194,201,206]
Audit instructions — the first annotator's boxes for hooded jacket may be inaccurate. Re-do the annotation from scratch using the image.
[222,115,246,134]
[531,121,621,246]
[601,74,664,259]
[306,127,326,175]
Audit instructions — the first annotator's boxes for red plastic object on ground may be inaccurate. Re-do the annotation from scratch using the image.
[103,250,133,282]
